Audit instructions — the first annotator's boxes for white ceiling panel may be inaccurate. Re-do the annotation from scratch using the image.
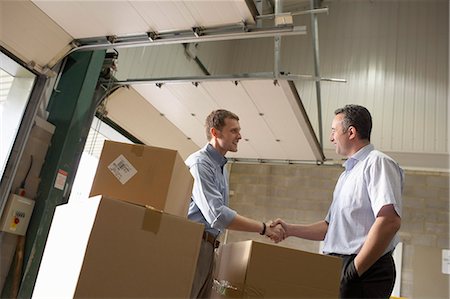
[183,1,255,27]
[241,80,317,160]
[129,1,197,33]
[132,79,324,162]
[2,0,256,69]
[163,83,218,122]
[0,0,73,69]
[31,0,256,39]
[104,87,199,159]
[200,81,286,159]
[132,84,205,146]
[32,1,149,38]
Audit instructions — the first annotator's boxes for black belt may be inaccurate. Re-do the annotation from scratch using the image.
[203,231,220,249]
[329,251,393,259]
[328,253,356,258]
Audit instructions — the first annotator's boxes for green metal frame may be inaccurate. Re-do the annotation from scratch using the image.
[1,50,106,298]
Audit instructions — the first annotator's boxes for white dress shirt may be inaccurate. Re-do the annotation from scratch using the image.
[323,144,404,255]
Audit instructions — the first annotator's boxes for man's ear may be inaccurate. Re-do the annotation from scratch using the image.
[210,127,219,138]
[348,126,357,140]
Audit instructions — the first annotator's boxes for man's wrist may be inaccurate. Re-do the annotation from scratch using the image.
[260,222,266,235]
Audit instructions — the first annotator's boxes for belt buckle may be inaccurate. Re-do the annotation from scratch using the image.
[203,232,220,249]
[213,239,220,249]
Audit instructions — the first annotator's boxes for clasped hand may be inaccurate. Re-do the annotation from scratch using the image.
[264,219,288,243]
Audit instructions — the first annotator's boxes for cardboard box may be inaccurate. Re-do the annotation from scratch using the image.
[33,196,203,298]
[90,141,193,217]
[213,240,341,298]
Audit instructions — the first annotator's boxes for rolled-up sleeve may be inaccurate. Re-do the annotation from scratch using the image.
[366,156,403,218]
[189,161,236,230]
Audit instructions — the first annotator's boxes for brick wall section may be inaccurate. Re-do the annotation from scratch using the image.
[226,163,449,298]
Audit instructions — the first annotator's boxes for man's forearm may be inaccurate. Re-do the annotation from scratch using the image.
[284,220,328,241]
[227,214,265,233]
[227,214,286,242]
[354,214,401,275]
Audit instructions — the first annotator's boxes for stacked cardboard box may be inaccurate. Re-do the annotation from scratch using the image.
[90,140,193,217]
[212,240,342,298]
[33,141,202,298]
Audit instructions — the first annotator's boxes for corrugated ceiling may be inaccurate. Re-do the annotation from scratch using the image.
[0,0,256,68]
[3,0,324,163]
[127,79,323,162]
[31,0,256,39]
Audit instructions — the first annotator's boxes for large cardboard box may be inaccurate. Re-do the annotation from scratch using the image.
[33,196,203,298]
[213,240,341,298]
[90,141,193,217]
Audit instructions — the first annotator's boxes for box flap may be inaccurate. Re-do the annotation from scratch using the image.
[165,153,193,217]
[215,240,252,289]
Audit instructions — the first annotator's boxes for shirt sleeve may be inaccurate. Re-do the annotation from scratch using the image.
[365,155,403,218]
[189,161,237,230]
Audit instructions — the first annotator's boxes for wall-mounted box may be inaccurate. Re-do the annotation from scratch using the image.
[0,194,35,236]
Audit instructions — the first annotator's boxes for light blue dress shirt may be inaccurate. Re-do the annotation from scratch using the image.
[185,144,237,237]
[322,144,404,255]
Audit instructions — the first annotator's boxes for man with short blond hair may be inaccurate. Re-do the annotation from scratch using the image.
[187,109,285,298]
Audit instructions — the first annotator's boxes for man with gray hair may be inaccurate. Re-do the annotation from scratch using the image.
[272,104,403,298]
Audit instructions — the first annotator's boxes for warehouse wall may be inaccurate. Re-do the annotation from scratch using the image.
[197,0,449,160]
[115,43,207,80]
[226,163,449,298]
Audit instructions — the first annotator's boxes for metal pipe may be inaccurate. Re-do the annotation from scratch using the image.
[228,157,324,165]
[274,0,282,79]
[50,21,307,71]
[291,7,328,16]
[67,25,306,55]
[255,0,263,28]
[257,11,291,20]
[310,0,324,150]
[109,73,346,86]
[256,7,328,19]
[319,77,346,83]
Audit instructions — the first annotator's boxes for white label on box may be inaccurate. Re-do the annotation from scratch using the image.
[442,249,450,274]
[54,169,68,191]
[108,154,137,185]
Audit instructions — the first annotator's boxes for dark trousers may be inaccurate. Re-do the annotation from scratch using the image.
[338,252,396,299]
[190,239,215,299]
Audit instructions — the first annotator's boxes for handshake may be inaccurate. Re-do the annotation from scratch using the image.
[263,219,288,243]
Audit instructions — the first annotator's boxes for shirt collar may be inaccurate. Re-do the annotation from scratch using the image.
[205,143,228,168]
[343,143,374,171]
